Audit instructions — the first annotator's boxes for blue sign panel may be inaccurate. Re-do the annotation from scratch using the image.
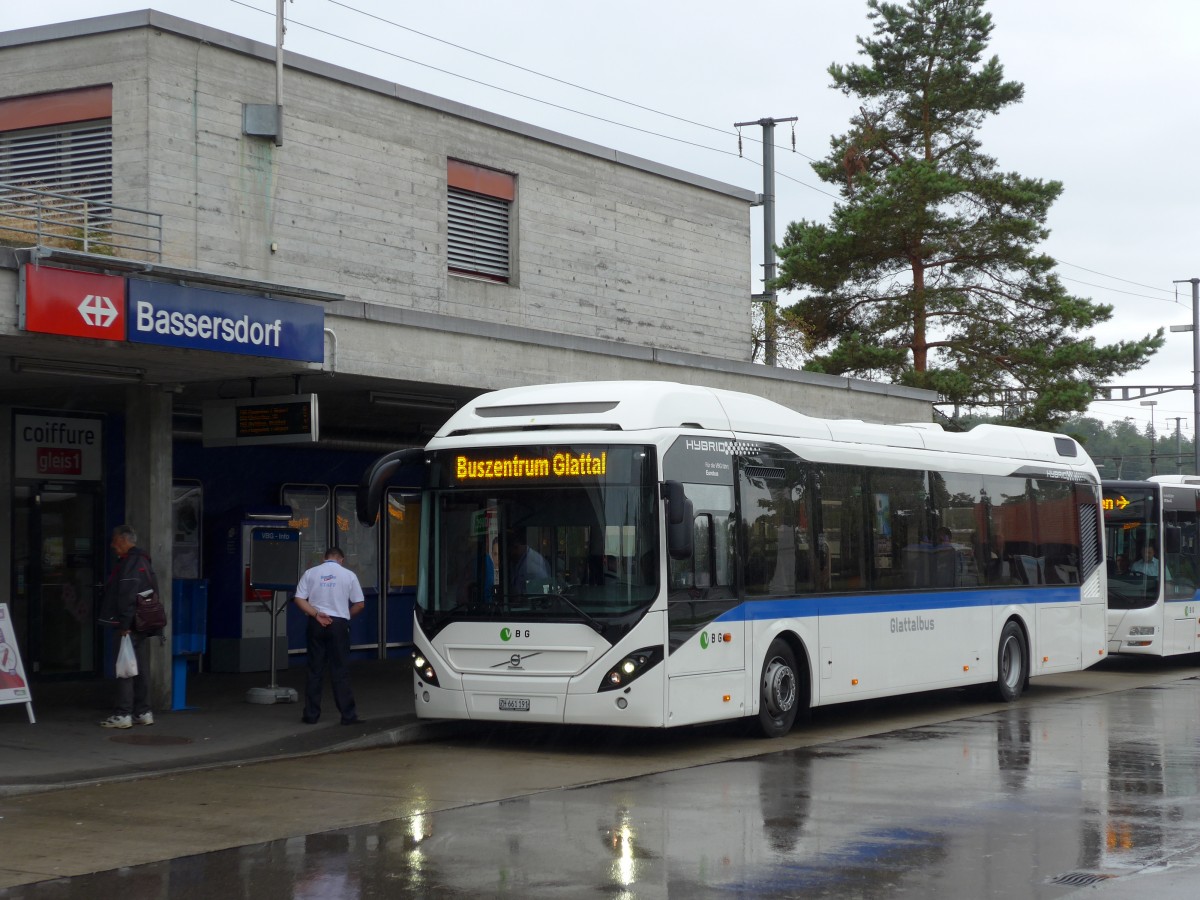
[126,280,324,362]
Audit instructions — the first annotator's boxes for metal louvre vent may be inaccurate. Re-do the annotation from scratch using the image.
[448,186,510,281]
[0,120,113,206]
[1077,496,1100,580]
[744,466,785,481]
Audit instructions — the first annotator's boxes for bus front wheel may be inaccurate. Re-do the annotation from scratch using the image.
[994,620,1028,702]
[757,638,801,738]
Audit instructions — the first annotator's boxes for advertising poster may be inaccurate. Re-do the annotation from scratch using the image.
[0,603,35,722]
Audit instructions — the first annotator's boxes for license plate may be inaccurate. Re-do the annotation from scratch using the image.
[499,697,530,712]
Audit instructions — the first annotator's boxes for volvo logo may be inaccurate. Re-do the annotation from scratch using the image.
[491,650,543,670]
[77,294,118,328]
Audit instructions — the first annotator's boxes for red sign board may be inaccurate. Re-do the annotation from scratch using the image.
[20,264,126,340]
[36,447,83,476]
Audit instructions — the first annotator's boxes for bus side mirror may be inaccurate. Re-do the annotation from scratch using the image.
[356,448,426,526]
[663,481,694,560]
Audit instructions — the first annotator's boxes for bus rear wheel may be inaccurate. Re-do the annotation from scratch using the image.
[757,638,801,738]
[994,620,1028,702]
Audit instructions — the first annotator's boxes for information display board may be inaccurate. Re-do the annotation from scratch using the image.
[202,394,319,447]
[249,527,302,591]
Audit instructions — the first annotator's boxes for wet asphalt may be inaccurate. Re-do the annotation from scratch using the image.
[2,671,1198,898]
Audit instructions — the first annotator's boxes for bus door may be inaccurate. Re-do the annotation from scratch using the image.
[1162,488,1199,654]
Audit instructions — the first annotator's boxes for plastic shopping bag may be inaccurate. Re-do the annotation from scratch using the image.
[116,633,138,679]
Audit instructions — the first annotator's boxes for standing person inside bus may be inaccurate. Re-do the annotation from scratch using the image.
[1131,543,1170,580]
[293,547,364,725]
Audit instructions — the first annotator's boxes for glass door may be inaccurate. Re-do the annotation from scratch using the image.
[10,483,104,676]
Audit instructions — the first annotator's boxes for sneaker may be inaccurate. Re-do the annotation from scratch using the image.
[134,711,154,726]
[100,714,132,729]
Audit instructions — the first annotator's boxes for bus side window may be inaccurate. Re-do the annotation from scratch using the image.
[693,515,712,588]
[1164,514,1197,595]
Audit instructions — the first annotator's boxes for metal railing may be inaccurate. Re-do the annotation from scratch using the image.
[0,182,162,262]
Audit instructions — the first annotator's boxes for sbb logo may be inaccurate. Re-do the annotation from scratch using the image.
[77,294,118,328]
[22,265,126,340]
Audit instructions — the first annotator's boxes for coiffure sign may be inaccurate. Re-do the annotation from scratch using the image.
[13,413,103,480]
[20,266,324,363]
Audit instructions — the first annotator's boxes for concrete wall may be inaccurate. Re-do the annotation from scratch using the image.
[124,21,753,360]
[0,12,936,425]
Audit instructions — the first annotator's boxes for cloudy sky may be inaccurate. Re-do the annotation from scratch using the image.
[7,1,1198,433]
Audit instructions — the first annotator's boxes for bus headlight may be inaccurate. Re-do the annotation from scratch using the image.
[598,646,663,692]
[1128,626,1155,636]
[412,652,440,686]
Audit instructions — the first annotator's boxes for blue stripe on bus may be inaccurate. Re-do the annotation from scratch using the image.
[714,587,1080,622]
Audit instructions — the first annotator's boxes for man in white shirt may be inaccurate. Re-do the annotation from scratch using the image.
[293,547,365,725]
[1131,544,1171,581]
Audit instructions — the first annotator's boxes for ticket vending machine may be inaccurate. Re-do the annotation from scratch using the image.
[209,507,293,672]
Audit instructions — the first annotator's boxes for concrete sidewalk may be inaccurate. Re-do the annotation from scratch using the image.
[0,659,440,796]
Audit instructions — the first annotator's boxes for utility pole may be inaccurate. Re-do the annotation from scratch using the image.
[1170,277,1199,476]
[274,0,287,147]
[1141,400,1158,476]
[1170,417,1187,473]
[736,116,797,367]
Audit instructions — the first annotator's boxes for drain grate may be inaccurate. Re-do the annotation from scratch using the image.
[1048,872,1114,887]
[108,733,193,746]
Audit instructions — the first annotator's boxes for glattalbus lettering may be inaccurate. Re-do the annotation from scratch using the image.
[456,452,607,480]
[135,301,282,348]
[890,615,935,634]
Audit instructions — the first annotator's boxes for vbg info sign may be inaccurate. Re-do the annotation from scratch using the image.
[126,280,324,362]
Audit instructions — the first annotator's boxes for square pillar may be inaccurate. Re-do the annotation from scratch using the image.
[124,385,174,711]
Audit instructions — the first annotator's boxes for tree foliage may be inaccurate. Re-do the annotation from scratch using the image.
[772,0,1163,428]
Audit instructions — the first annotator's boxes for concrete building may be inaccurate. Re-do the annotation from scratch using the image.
[0,11,934,704]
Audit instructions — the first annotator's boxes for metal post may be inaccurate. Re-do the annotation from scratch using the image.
[735,116,797,367]
[762,119,777,367]
[1192,279,1199,476]
[1141,400,1158,476]
[274,0,285,147]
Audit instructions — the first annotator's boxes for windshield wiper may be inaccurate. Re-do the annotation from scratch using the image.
[522,591,606,635]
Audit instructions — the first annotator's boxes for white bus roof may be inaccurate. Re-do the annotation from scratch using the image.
[434,381,1088,466]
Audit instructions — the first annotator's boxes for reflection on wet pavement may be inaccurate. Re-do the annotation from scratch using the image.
[4,680,1200,899]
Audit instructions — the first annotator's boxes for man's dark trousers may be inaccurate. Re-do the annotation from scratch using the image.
[303,616,357,723]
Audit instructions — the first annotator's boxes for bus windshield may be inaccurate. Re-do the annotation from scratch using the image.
[424,445,659,629]
[1103,485,1160,610]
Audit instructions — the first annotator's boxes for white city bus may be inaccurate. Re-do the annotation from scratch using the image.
[1102,476,1200,656]
[358,382,1108,737]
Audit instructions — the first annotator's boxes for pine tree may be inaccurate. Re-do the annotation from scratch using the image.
[773,0,1163,428]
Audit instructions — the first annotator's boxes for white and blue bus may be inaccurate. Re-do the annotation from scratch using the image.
[358,382,1108,736]
[1102,476,1200,656]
